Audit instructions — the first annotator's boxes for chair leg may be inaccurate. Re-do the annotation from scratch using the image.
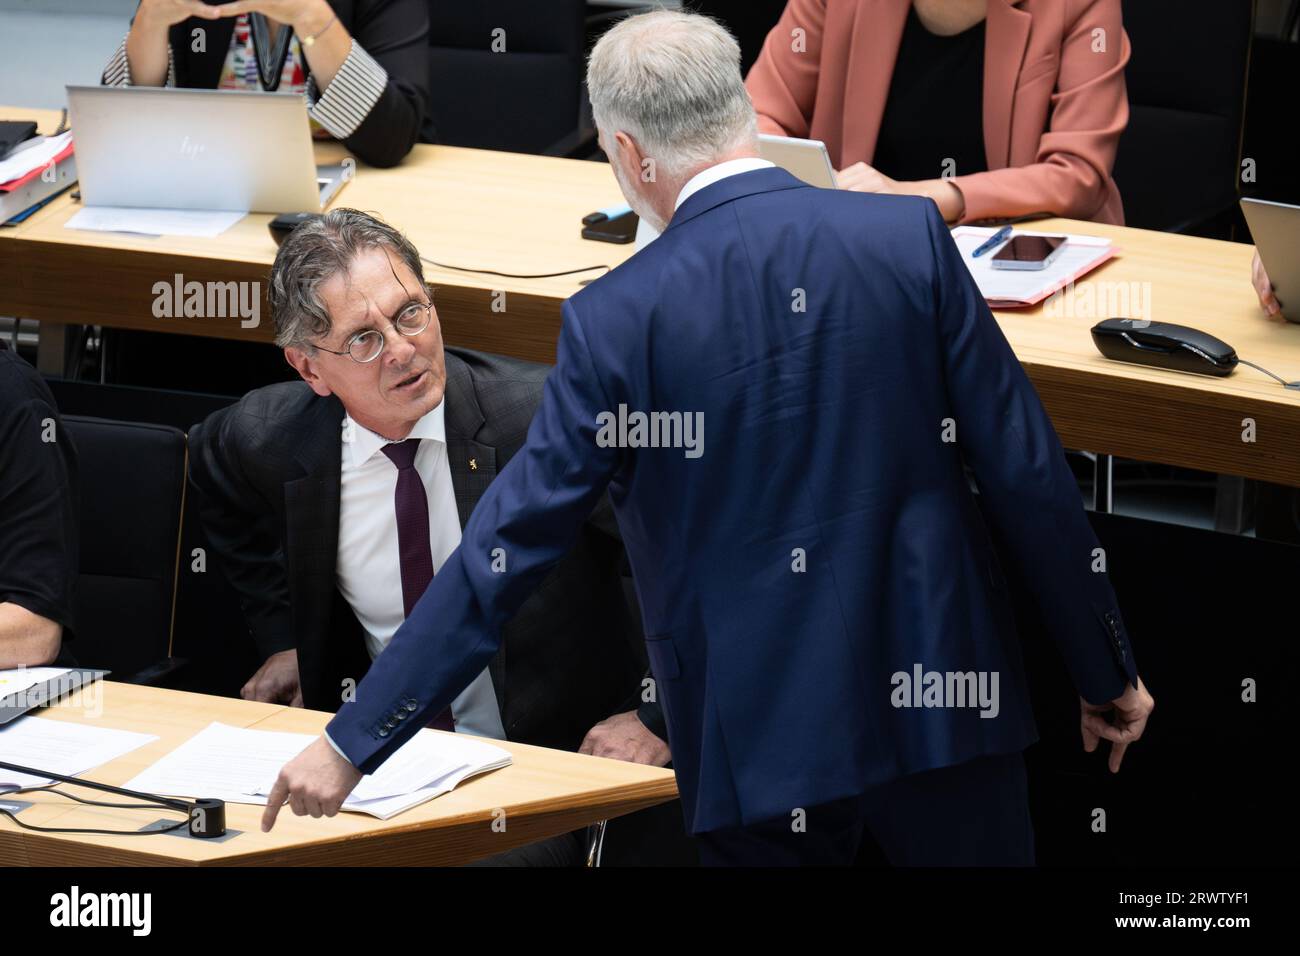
[36,322,67,375]
[1214,475,1249,534]
[585,819,608,867]
[1093,453,1114,514]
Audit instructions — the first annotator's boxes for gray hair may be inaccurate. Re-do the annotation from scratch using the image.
[268,208,426,350]
[587,9,757,180]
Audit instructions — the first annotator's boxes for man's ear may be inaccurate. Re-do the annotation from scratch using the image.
[613,130,649,187]
[284,346,332,397]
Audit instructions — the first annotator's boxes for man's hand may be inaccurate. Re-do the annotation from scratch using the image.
[261,735,363,831]
[1081,677,1154,773]
[579,710,670,766]
[241,649,302,706]
[1252,251,1284,320]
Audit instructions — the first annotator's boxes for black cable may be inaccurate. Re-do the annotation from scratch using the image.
[3,784,180,812]
[0,811,189,837]
[1237,359,1300,390]
[0,786,189,836]
[420,255,610,280]
[0,759,189,812]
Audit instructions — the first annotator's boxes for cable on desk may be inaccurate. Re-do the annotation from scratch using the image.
[1237,359,1300,390]
[0,784,190,837]
[420,256,611,280]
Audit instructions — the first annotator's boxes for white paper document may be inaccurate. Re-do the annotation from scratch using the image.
[951,226,1117,308]
[65,205,246,238]
[124,722,512,820]
[0,666,71,701]
[0,716,158,790]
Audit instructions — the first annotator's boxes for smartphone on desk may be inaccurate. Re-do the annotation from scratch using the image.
[582,209,639,244]
[991,234,1067,270]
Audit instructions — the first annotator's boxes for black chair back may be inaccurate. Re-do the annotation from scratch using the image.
[1113,0,1254,233]
[62,416,187,680]
[426,0,586,153]
[686,0,790,75]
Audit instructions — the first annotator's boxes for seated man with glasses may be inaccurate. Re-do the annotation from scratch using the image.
[188,208,669,865]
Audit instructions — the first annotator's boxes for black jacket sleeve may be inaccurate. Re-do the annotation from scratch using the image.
[0,395,78,637]
[339,0,432,166]
[188,406,295,661]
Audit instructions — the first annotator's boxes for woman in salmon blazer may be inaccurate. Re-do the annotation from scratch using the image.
[745,0,1130,224]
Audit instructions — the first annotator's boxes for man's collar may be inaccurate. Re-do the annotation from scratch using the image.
[666,165,808,232]
[342,399,447,471]
[673,157,776,212]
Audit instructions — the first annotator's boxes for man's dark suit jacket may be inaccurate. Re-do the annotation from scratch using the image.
[187,348,656,753]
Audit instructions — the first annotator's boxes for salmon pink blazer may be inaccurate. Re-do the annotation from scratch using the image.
[745,0,1130,224]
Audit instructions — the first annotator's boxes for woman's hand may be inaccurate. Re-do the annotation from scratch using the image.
[135,0,223,31]
[210,0,335,34]
[836,162,966,223]
[127,0,223,86]
[836,161,900,195]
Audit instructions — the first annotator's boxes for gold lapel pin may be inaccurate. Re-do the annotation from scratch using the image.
[469,458,478,471]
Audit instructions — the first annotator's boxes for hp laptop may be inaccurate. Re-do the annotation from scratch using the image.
[67,85,349,214]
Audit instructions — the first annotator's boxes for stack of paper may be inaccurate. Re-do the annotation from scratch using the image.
[951,226,1117,308]
[0,666,71,701]
[0,716,158,790]
[0,132,76,225]
[0,132,73,186]
[124,722,513,820]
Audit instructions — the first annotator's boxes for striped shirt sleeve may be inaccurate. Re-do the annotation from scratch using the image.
[103,32,176,87]
[305,39,388,140]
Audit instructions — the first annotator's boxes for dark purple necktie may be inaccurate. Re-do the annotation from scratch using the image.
[382,439,455,732]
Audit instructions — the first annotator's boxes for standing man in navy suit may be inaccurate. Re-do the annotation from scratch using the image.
[262,9,1153,865]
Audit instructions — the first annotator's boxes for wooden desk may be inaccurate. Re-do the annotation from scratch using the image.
[0,106,635,364]
[3,105,1299,485]
[997,219,1300,487]
[0,682,677,866]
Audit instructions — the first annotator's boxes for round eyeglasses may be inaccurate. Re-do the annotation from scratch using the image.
[314,300,434,364]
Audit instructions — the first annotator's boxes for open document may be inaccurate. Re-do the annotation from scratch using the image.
[0,716,158,790]
[124,722,512,820]
[951,226,1117,308]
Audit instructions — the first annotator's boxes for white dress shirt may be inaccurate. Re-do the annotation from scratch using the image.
[632,157,777,252]
[334,400,506,741]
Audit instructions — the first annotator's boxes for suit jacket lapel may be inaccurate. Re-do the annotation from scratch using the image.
[983,0,1033,171]
[440,353,506,705]
[442,353,498,529]
[283,395,345,660]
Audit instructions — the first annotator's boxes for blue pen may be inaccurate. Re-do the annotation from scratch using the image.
[971,225,1012,258]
